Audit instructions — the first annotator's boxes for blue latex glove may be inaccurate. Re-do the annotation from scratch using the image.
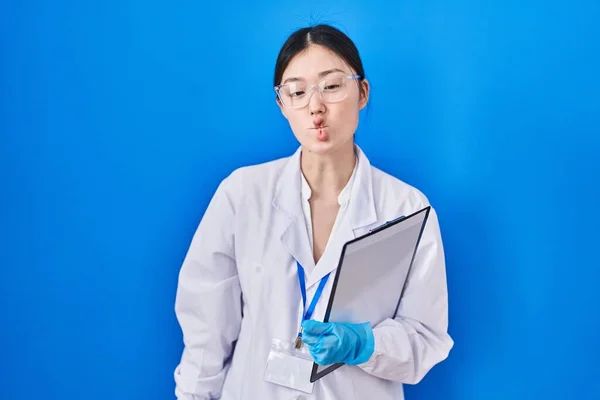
[301,320,375,365]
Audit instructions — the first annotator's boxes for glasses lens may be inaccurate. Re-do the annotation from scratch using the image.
[320,76,348,103]
[278,82,308,108]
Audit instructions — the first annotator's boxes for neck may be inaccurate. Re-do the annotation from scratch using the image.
[301,142,357,202]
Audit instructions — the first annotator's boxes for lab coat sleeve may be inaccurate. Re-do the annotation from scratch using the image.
[173,173,242,400]
[358,205,454,384]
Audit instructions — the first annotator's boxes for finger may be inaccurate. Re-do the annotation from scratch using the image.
[305,341,330,364]
[301,320,332,336]
[301,333,321,345]
[309,337,340,365]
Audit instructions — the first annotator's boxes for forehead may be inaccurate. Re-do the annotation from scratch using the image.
[281,44,350,81]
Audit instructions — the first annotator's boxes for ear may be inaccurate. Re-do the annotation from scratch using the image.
[358,78,370,110]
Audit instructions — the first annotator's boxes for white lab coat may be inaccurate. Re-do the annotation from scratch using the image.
[173,145,453,400]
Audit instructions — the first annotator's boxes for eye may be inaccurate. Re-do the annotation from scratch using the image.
[290,90,306,97]
[321,78,345,91]
[323,84,341,91]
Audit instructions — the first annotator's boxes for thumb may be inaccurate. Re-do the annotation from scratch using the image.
[301,320,332,336]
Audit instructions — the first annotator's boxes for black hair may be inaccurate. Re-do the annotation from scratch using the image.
[273,24,366,98]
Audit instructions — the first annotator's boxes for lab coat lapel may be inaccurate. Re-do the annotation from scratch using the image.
[305,216,355,289]
[271,147,316,275]
[305,145,379,289]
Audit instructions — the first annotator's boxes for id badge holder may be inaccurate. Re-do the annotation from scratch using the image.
[264,338,314,394]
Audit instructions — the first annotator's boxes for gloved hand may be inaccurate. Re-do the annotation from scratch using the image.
[300,319,375,365]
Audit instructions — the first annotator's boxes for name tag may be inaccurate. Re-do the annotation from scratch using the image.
[264,338,314,394]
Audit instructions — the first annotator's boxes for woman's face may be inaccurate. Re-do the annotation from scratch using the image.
[277,44,369,156]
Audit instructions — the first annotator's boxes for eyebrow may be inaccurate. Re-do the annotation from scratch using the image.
[282,68,346,84]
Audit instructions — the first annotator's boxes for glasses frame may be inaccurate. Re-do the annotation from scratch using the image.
[274,73,362,109]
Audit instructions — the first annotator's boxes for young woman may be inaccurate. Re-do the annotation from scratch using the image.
[174,24,453,400]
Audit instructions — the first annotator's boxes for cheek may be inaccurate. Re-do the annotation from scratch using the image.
[332,104,360,131]
[283,112,308,137]
[288,114,306,130]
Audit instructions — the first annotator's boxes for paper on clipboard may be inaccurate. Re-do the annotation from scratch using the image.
[310,206,430,382]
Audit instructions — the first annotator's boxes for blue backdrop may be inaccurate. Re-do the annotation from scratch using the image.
[2,1,599,399]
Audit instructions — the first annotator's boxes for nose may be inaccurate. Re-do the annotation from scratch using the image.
[308,87,326,115]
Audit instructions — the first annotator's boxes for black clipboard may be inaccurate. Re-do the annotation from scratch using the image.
[309,206,431,383]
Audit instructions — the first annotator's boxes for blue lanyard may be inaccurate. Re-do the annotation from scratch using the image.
[295,261,330,346]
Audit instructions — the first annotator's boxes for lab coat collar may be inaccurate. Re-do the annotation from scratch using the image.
[272,144,378,285]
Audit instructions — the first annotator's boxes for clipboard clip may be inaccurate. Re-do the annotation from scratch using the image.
[369,215,406,234]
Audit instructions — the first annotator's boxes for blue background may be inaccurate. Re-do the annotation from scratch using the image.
[2,1,599,399]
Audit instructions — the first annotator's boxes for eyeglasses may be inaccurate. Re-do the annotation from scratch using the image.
[274,74,361,109]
